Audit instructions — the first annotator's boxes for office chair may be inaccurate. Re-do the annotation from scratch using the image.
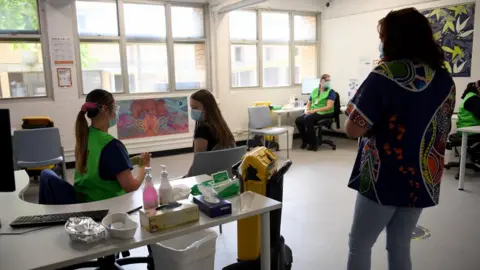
[313,91,341,151]
[13,128,67,180]
[247,106,290,158]
[190,146,247,234]
[445,133,480,179]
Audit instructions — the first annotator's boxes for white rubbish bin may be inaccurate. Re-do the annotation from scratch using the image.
[151,229,218,270]
[278,126,294,150]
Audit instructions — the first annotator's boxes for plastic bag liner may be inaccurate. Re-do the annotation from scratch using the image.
[151,229,218,270]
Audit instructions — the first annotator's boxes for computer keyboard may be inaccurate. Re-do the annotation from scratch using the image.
[10,209,109,228]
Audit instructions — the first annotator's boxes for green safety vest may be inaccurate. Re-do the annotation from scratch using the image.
[74,127,126,202]
[457,92,480,131]
[310,88,334,115]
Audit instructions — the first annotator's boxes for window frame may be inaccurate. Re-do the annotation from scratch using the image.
[0,0,52,100]
[74,0,210,96]
[229,9,320,89]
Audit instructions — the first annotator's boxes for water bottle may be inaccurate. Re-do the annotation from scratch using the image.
[142,167,158,209]
[158,165,173,205]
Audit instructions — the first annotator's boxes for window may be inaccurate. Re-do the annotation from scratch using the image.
[75,1,209,94]
[126,44,168,92]
[295,45,317,84]
[262,12,289,42]
[294,15,316,41]
[230,45,257,87]
[76,1,118,37]
[229,10,318,88]
[263,45,290,87]
[124,3,168,93]
[79,43,122,94]
[229,11,258,88]
[0,0,49,99]
[171,7,206,91]
[294,15,317,84]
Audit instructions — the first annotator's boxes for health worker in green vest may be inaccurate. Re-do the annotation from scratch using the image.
[74,89,150,202]
[456,81,480,162]
[295,74,336,151]
[457,81,480,131]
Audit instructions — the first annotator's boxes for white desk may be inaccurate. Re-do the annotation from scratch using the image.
[272,107,305,127]
[0,171,281,270]
[457,126,480,190]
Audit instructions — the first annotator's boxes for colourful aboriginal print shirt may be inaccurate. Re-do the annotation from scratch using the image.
[346,60,455,208]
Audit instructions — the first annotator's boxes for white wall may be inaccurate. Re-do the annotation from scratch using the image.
[321,0,480,111]
[0,0,316,162]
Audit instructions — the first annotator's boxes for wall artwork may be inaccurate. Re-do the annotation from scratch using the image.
[422,3,476,77]
[116,97,189,140]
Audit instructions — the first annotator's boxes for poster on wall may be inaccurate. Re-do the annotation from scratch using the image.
[116,97,189,140]
[51,37,74,65]
[348,79,359,101]
[57,68,72,88]
[422,3,476,77]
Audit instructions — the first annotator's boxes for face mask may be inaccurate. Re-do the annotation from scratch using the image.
[323,81,332,89]
[109,104,120,128]
[379,43,384,59]
[191,109,203,121]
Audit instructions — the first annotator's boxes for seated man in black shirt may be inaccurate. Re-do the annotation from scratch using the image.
[186,89,235,176]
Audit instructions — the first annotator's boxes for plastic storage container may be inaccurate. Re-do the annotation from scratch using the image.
[151,229,218,270]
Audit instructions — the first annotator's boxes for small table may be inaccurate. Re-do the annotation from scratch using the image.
[457,126,480,190]
[272,107,305,127]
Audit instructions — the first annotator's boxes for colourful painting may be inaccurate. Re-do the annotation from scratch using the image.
[422,3,476,77]
[116,97,189,140]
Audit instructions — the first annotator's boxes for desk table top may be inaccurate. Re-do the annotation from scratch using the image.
[0,171,281,270]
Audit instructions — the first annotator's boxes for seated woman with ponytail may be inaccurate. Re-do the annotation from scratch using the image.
[74,89,150,202]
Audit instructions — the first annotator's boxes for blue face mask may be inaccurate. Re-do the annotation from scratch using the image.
[323,81,332,89]
[191,109,203,121]
[379,43,384,59]
[109,104,120,128]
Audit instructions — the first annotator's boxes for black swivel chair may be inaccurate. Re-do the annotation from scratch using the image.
[445,133,480,179]
[313,91,341,151]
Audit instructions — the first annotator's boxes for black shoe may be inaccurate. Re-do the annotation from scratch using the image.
[308,145,318,151]
[301,142,308,149]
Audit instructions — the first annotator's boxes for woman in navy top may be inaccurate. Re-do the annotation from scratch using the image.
[344,8,455,270]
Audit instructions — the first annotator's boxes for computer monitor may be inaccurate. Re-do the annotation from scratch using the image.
[0,109,16,192]
[301,78,320,95]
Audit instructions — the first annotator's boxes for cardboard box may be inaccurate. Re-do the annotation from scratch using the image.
[139,200,199,233]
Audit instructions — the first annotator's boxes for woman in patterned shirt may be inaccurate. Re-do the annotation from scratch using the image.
[344,8,455,270]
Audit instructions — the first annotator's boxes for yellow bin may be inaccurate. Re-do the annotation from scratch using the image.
[237,147,277,260]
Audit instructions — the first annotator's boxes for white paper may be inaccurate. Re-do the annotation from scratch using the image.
[358,57,372,82]
[51,37,74,65]
[348,78,359,101]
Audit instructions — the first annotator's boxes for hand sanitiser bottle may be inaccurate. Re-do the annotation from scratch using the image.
[158,165,173,205]
[142,167,158,209]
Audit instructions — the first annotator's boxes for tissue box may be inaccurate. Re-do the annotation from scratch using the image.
[193,195,232,218]
[139,200,199,233]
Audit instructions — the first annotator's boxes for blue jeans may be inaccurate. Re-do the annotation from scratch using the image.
[347,193,423,270]
[39,169,76,205]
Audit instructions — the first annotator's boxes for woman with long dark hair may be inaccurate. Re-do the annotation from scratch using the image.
[74,89,150,202]
[186,89,235,176]
[344,8,455,270]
